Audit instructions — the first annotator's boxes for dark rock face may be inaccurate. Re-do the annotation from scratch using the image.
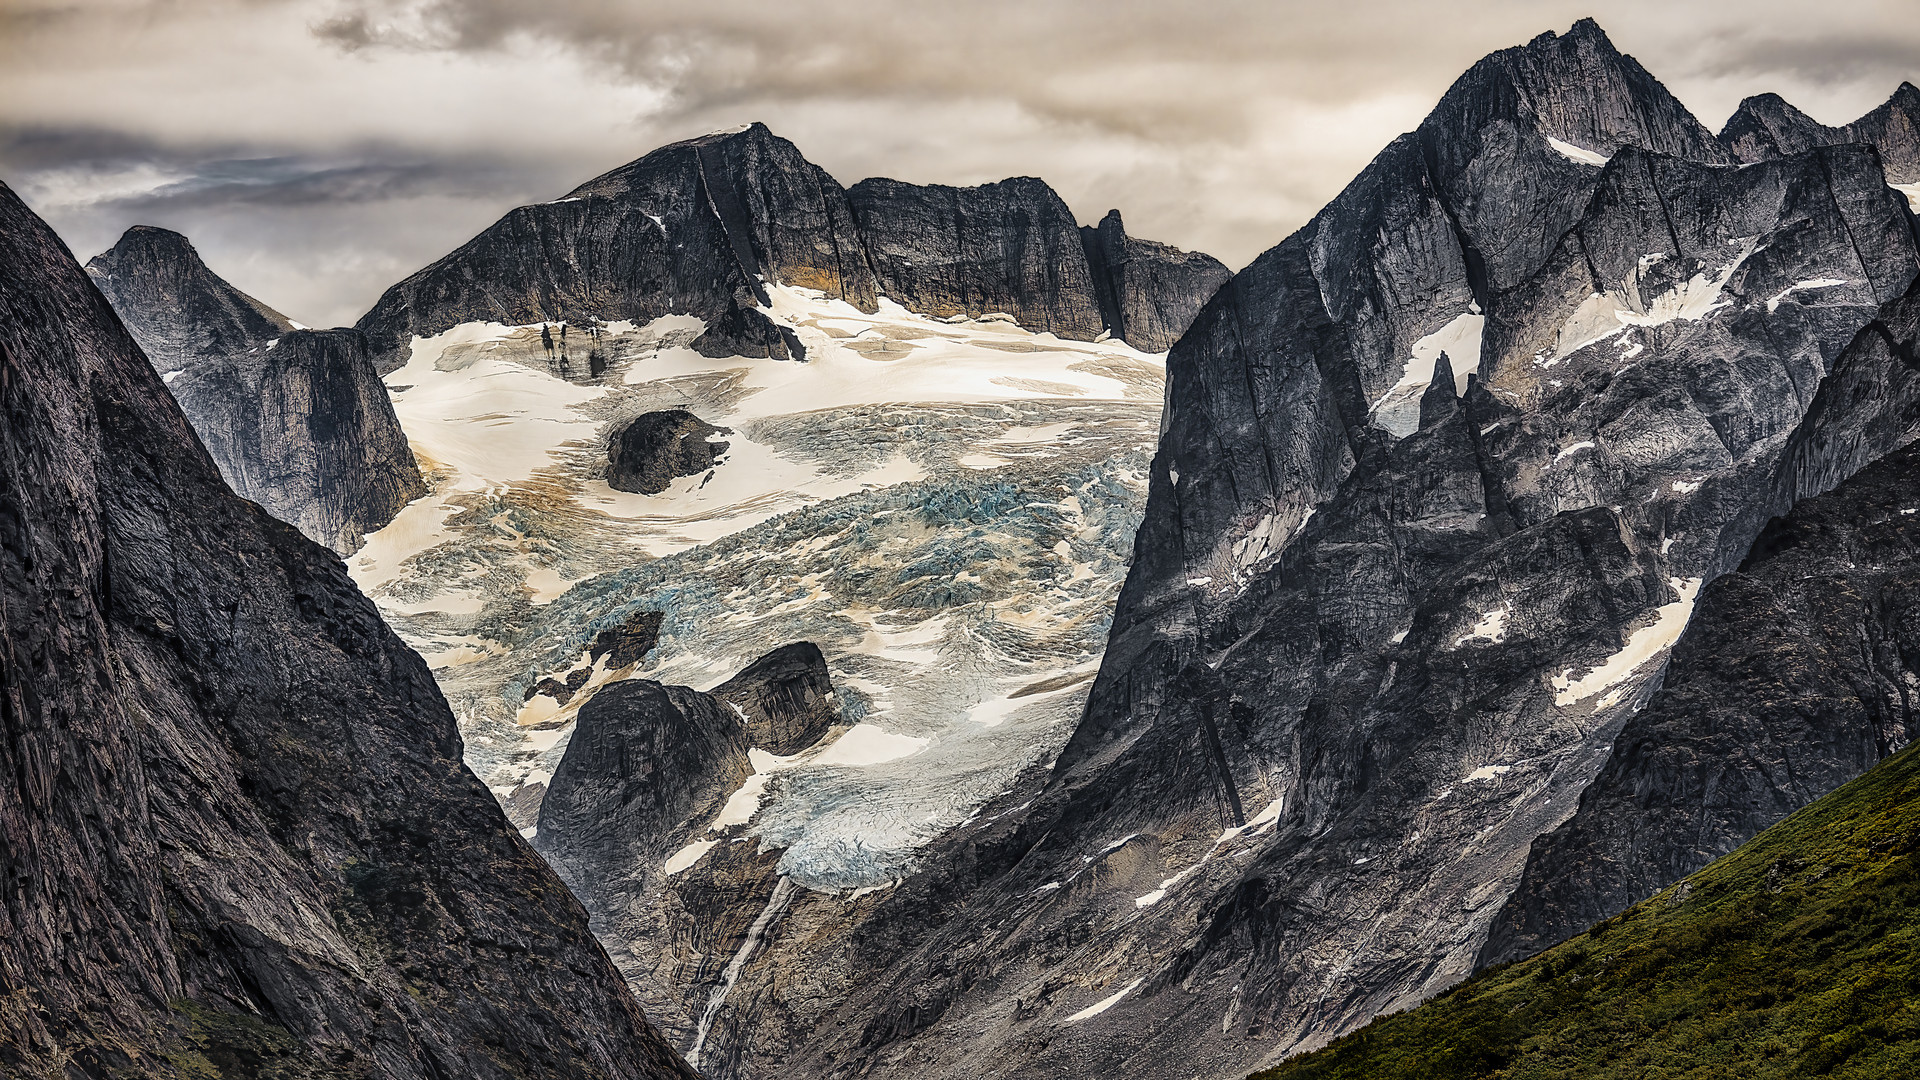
[849,176,1104,339]
[1721,82,1920,182]
[593,609,668,668]
[356,124,849,371]
[1482,277,1920,965]
[533,647,842,1060]
[87,227,423,552]
[607,410,733,495]
[1080,209,1232,353]
[356,124,1223,372]
[0,182,692,1080]
[711,642,839,755]
[617,23,1920,1080]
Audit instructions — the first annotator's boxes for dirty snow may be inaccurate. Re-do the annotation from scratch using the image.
[1552,577,1702,706]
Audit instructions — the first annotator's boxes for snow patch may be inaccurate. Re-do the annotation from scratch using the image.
[1553,441,1595,465]
[1064,978,1145,1023]
[1552,577,1703,706]
[1452,606,1509,648]
[1894,183,1920,215]
[664,839,719,876]
[1368,311,1484,438]
[1546,136,1611,167]
[1464,764,1512,783]
[1765,278,1849,314]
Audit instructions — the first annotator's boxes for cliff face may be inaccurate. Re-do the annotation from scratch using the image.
[0,181,693,1080]
[86,227,423,552]
[355,125,1224,373]
[847,176,1105,339]
[1721,82,1920,183]
[1482,278,1920,964]
[1081,209,1233,354]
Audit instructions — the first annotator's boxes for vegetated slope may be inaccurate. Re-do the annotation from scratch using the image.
[0,181,693,1078]
[87,226,424,552]
[1253,737,1920,1079]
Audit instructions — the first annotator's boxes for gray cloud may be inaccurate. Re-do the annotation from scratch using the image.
[1,0,1915,327]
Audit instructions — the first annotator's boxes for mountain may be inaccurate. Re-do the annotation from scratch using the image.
[1482,280,1920,964]
[1721,83,1920,188]
[317,20,1920,1080]
[1254,717,1920,1078]
[0,181,693,1079]
[86,226,424,552]
[590,20,1919,1080]
[353,123,1225,373]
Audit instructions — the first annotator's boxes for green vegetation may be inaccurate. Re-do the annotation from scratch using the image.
[1256,742,1920,1079]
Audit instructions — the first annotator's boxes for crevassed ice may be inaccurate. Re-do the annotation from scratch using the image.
[1551,577,1703,706]
[1368,311,1485,438]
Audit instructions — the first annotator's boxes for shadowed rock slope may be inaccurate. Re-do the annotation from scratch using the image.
[354,124,1222,372]
[1484,279,1920,965]
[1081,209,1233,353]
[87,227,423,552]
[0,182,692,1080]
[1255,733,1920,1078]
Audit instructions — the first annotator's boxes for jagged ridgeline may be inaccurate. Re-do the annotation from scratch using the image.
[86,227,424,553]
[0,183,693,1080]
[351,122,1229,372]
[600,20,1920,1080]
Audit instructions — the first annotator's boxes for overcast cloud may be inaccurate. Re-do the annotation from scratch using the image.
[2,0,1915,327]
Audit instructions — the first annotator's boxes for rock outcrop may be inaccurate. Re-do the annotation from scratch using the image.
[87,226,423,552]
[848,176,1106,339]
[1482,276,1920,964]
[1080,209,1232,353]
[355,125,1224,373]
[533,645,843,1064]
[0,182,693,1079]
[711,642,840,755]
[607,410,732,495]
[1721,82,1920,182]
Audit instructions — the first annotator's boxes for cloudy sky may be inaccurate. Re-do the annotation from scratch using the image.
[3,0,1916,327]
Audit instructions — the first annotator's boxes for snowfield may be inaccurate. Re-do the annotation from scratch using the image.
[350,287,1165,890]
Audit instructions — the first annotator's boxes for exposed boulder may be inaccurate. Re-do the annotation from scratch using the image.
[607,410,732,495]
[711,641,839,755]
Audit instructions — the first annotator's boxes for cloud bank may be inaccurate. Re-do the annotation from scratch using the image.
[2,0,1914,326]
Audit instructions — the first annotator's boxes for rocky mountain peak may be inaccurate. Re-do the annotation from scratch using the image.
[86,224,293,370]
[87,226,423,553]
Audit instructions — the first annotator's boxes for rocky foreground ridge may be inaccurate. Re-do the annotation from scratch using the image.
[0,182,691,1080]
[87,226,424,552]
[353,123,1228,372]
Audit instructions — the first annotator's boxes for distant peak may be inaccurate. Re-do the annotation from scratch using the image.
[1567,17,1609,41]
